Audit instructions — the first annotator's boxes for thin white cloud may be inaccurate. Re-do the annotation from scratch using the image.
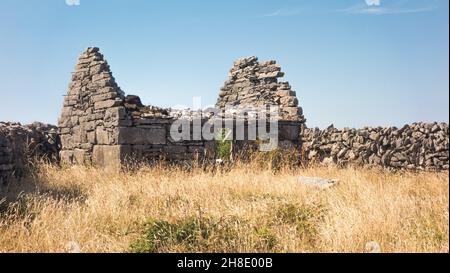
[340,0,438,15]
[260,1,438,18]
[65,0,80,6]
[260,8,303,18]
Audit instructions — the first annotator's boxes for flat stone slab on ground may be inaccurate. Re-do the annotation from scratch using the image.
[298,176,339,188]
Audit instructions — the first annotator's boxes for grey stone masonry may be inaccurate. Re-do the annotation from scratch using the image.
[1,47,448,173]
[58,48,220,168]
[302,123,449,171]
[0,122,59,184]
[55,47,449,171]
[217,56,306,124]
[58,49,303,169]
[58,47,127,167]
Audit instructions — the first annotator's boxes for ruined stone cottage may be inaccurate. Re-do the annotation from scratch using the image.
[0,47,448,182]
[57,47,304,169]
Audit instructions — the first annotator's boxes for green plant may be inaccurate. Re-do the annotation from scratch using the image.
[254,226,277,251]
[130,217,211,253]
[275,202,326,244]
[130,220,173,253]
[215,129,233,160]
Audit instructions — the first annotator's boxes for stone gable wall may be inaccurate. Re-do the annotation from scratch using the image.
[217,56,306,124]
[58,47,126,166]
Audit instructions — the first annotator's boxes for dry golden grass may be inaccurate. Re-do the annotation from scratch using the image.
[0,161,448,253]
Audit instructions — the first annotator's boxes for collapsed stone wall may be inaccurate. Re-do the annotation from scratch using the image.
[302,123,449,171]
[217,56,306,124]
[0,122,59,184]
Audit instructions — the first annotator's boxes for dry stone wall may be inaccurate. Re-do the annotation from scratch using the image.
[302,123,449,171]
[0,122,59,184]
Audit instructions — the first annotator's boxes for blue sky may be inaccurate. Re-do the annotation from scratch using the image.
[0,0,448,128]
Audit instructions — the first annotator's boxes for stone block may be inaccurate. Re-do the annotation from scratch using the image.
[92,72,112,82]
[105,106,126,121]
[60,150,74,165]
[282,107,301,119]
[134,118,172,125]
[94,99,122,110]
[61,134,74,149]
[90,63,108,75]
[72,127,87,143]
[118,127,166,145]
[87,131,96,144]
[96,127,112,145]
[164,145,187,154]
[279,124,300,141]
[73,149,88,164]
[64,100,78,107]
[60,107,74,118]
[92,145,130,170]
[60,127,71,134]
[119,119,133,127]
[91,92,117,102]
[280,96,298,107]
[84,120,96,131]
[276,90,296,97]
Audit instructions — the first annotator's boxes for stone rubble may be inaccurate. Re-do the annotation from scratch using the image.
[124,95,171,119]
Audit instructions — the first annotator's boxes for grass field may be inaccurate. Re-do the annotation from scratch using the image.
[0,161,448,253]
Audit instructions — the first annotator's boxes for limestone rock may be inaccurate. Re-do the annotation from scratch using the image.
[302,122,449,171]
[0,122,60,184]
[216,56,306,123]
